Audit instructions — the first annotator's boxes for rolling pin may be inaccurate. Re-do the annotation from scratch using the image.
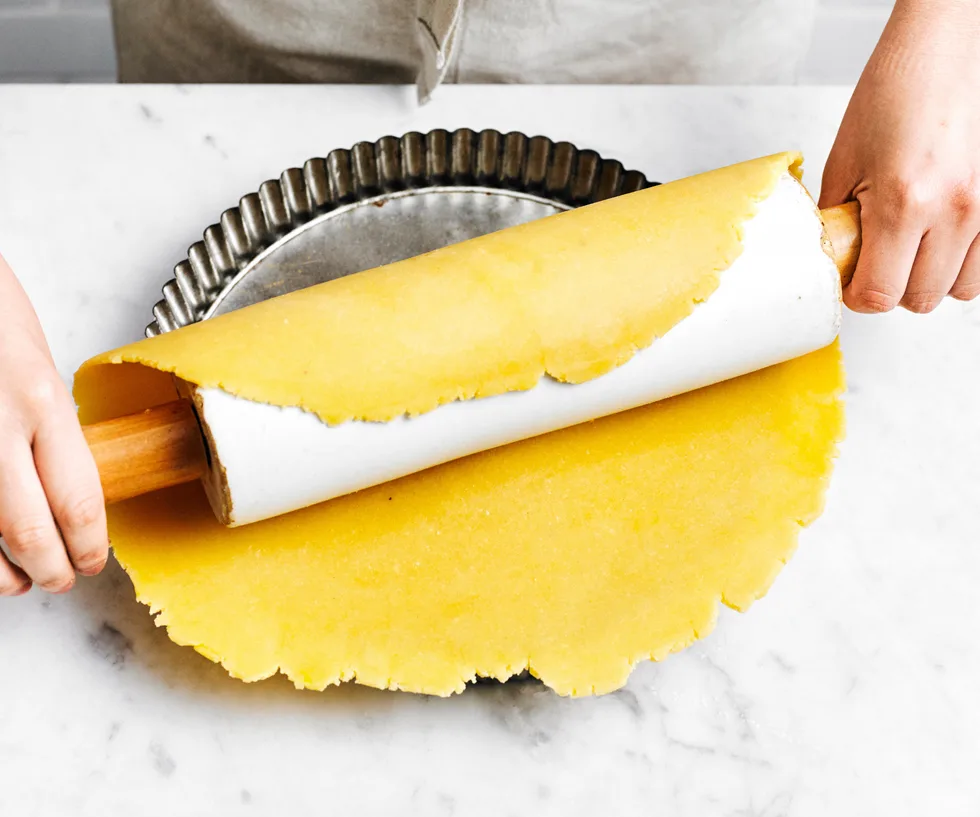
[82,175,862,527]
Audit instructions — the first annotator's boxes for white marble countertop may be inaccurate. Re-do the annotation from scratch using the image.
[1,85,978,816]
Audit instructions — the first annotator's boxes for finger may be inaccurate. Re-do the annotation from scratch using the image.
[843,196,922,313]
[0,550,31,596]
[33,392,108,577]
[0,435,75,593]
[901,224,974,313]
[950,233,980,302]
[818,154,857,210]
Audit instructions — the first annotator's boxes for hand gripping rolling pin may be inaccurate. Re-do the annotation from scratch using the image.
[82,177,862,528]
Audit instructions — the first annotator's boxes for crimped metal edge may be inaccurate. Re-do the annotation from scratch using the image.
[147,128,656,337]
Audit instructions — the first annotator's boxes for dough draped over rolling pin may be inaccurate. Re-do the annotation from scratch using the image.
[74,152,808,427]
[73,151,846,696]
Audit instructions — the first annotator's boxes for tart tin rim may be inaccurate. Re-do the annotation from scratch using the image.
[147,128,656,337]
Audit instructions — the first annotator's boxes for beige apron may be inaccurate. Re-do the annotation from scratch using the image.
[110,0,818,101]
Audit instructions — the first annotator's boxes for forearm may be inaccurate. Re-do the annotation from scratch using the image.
[883,0,980,64]
[894,0,980,24]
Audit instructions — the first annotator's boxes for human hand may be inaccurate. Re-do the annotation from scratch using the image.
[0,252,107,596]
[819,0,980,313]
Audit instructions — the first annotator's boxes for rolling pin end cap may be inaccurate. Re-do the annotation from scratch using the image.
[185,386,235,526]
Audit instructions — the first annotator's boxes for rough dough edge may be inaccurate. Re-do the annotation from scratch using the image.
[113,340,845,699]
[74,152,804,429]
[89,151,844,698]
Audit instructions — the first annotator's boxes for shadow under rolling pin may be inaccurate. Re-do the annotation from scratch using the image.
[81,200,862,521]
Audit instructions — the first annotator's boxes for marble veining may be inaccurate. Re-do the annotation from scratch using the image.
[0,85,978,816]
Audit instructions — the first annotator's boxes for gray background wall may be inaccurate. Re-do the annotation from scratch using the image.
[0,0,894,84]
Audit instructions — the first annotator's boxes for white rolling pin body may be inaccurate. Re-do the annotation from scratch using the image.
[194,173,841,526]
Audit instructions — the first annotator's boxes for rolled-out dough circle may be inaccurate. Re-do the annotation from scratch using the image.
[76,151,846,696]
[107,341,844,695]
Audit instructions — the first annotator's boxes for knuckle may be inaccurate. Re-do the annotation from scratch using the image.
[72,547,107,574]
[851,284,902,313]
[39,573,74,594]
[5,517,57,558]
[58,491,104,532]
[23,376,63,414]
[949,182,980,220]
[0,404,27,437]
[950,286,980,301]
[902,292,944,314]
[950,279,980,301]
[882,178,935,222]
[0,575,29,596]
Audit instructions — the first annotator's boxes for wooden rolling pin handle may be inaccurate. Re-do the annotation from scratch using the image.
[820,200,862,287]
[82,398,209,505]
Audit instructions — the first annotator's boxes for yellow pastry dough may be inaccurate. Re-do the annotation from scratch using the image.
[104,342,844,695]
[74,152,803,425]
[73,150,845,696]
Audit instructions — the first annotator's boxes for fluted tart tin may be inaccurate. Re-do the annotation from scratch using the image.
[146,128,656,336]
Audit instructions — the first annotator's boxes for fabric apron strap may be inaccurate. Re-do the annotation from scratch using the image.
[416,0,465,103]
